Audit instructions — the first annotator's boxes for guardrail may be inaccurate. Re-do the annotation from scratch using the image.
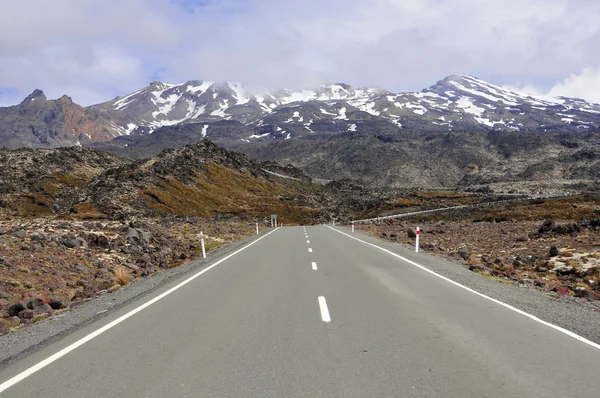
[352,194,571,223]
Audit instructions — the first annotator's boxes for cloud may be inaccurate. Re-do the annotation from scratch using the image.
[549,68,600,103]
[0,0,599,105]
[505,67,600,104]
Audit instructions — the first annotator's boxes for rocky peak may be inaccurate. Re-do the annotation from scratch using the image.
[20,89,47,106]
[59,95,74,106]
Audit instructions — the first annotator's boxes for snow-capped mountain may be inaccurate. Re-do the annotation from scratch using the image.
[3,75,599,151]
[90,75,600,141]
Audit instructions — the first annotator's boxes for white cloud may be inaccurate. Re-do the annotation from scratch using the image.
[1,0,600,105]
[548,68,600,103]
[506,67,600,104]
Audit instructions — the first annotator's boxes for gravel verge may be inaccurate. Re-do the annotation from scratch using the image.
[334,226,600,345]
[0,229,266,368]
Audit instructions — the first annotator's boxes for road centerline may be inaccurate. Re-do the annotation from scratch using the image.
[312,262,318,271]
[308,248,313,253]
[318,296,331,323]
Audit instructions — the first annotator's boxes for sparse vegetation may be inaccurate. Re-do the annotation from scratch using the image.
[114,267,131,286]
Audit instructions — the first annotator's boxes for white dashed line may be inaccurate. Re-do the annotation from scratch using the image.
[307,240,310,244]
[312,262,318,270]
[308,248,313,253]
[318,296,331,323]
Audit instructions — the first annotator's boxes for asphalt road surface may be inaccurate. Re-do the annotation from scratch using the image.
[1,226,599,397]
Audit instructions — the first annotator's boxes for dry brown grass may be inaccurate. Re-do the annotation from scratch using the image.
[113,266,130,286]
[482,196,600,222]
[71,202,106,219]
[141,162,319,223]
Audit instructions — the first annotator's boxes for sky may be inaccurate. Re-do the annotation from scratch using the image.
[0,0,599,106]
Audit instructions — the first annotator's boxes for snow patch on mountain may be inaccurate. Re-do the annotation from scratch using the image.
[95,75,600,139]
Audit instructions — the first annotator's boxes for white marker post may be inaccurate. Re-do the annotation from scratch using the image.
[256,222,259,235]
[200,231,206,259]
[415,227,420,253]
[352,221,355,232]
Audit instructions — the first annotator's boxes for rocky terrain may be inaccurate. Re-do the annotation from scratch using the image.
[0,217,255,335]
[357,195,600,307]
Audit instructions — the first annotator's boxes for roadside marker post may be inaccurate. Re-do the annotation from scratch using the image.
[200,231,206,259]
[415,227,420,253]
[352,221,355,232]
[256,223,259,235]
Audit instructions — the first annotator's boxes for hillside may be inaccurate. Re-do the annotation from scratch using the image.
[0,141,326,224]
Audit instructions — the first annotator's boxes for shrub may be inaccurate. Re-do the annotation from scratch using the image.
[114,267,130,286]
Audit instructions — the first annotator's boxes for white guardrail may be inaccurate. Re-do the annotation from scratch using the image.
[352,194,571,224]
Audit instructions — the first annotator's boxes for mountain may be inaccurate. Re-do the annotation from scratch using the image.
[87,75,600,141]
[4,75,600,149]
[0,90,120,148]
[3,75,600,192]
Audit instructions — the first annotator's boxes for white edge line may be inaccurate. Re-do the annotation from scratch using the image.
[308,248,313,253]
[0,228,281,393]
[318,296,331,323]
[327,226,600,351]
[312,262,318,271]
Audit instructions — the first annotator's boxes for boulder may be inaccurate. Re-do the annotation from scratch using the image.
[539,220,556,234]
[125,228,152,245]
[30,232,48,243]
[575,289,598,301]
[458,247,469,261]
[32,303,53,316]
[8,302,25,317]
[26,298,44,309]
[49,297,66,310]
[469,264,485,272]
[61,235,87,249]
[549,245,560,257]
[17,309,35,320]
[421,242,436,251]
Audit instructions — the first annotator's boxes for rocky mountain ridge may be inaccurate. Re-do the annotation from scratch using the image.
[0,90,118,149]
[3,75,599,150]
[90,75,600,140]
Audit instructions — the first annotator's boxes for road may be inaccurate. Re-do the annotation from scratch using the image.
[1,226,599,397]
